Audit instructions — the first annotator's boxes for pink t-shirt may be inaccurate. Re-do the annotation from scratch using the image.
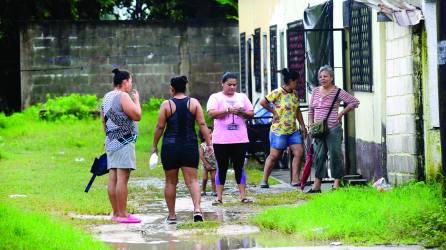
[206,92,253,144]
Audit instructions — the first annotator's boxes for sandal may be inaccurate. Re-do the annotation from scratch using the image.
[165,215,177,224]
[291,182,301,187]
[212,199,223,206]
[306,188,321,194]
[193,211,203,222]
[241,198,253,203]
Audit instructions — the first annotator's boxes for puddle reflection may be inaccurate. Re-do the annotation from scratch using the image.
[109,235,258,250]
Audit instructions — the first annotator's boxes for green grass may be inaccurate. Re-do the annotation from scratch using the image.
[253,182,446,247]
[0,203,109,250]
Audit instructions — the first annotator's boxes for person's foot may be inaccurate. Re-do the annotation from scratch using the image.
[193,211,203,222]
[165,215,177,224]
[212,199,223,206]
[112,214,141,223]
[201,191,206,196]
[260,180,269,188]
[306,188,321,194]
[291,182,301,187]
[241,198,253,203]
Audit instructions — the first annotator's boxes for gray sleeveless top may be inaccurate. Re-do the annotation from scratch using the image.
[101,90,138,152]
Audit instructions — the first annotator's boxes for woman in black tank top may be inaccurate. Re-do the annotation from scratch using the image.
[151,75,213,223]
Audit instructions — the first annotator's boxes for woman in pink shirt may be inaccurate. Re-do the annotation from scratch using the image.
[207,72,254,204]
[307,65,359,193]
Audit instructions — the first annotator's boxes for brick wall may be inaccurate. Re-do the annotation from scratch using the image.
[385,23,418,184]
[19,21,239,108]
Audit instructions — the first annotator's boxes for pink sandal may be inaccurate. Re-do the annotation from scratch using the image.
[112,214,141,223]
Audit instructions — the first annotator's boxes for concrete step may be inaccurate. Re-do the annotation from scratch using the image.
[345,178,368,186]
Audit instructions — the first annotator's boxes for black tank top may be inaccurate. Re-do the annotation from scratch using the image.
[162,97,197,145]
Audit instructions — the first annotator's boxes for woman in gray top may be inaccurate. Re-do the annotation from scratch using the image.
[101,68,141,223]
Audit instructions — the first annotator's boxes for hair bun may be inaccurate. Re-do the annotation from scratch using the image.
[181,75,188,83]
[112,68,120,74]
[281,68,289,75]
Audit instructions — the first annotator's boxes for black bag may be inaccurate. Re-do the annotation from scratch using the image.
[84,153,108,193]
[309,88,341,139]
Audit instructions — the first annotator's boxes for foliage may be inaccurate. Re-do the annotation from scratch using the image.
[142,97,164,112]
[0,203,110,250]
[253,182,446,247]
[41,94,100,121]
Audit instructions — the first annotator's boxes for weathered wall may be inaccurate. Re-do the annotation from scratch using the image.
[19,21,239,108]
[385,23,420,184]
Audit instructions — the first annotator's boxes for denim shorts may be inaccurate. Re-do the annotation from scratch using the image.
[269,130,302,150]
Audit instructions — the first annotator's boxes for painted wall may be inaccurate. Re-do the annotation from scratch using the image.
[19,21,239,108]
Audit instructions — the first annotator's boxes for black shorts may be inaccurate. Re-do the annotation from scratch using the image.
[161,143,199,170]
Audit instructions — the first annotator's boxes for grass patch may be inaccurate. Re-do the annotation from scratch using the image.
[0,203,109,250]
[253,191,308,206]
[253,182,446,247]
[177,221,221,230]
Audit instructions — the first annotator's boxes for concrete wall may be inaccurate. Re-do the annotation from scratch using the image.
[19,21,239,108]
[385,23,419,184]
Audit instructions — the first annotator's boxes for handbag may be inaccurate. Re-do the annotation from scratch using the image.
[309,88,341,139]
[84,153,108,193]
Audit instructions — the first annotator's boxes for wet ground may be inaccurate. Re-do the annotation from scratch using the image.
[75,173,428,250]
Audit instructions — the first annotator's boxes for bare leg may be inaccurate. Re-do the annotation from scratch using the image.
[312,178,322,190]
[201,168,208,193]
[262,148,283,182]
[115,169,130,217]
[289,144,304,184]
[108,169,118,216]
[216,185,224,202]
[238,184,247,200]
[210,170,216,193]
[164,169,179,219]
[182,167,201,212]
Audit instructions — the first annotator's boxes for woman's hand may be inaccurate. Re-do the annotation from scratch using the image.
[301,126,308,138]
[272,111,279,123]
[151,146,158,155]
[337,112,344,123]
[205,164,213,171]
[131,89,140,101]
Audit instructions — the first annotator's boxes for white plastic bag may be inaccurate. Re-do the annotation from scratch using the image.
[373,177,391,192]
[149,153,158,169]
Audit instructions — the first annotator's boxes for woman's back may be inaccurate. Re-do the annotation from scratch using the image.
[163,97,197,145]
[102,90,138,152]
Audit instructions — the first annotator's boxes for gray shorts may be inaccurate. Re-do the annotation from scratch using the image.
[107,143,136,170]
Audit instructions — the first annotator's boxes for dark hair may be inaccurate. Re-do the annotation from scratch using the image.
[170,75,188,93]
[221,72,237,83]
[279,68,299,85]
[112,68,131,86]
[198,126,213,143]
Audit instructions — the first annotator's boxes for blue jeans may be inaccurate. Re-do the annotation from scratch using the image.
[269,130,302,150]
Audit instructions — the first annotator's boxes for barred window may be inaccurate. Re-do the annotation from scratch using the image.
[350,3,373,92]
[287,21,306,102]
[239,32,246,93]
[270,25,278,90]
[253,28,261,92]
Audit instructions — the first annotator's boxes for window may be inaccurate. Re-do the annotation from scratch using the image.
[287,21,306,102]
[270,25,278,90]
[253,28,261,93]
[239,32,246,93]
[350,3,373,92]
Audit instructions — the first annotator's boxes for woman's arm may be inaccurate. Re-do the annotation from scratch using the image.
[208,108,229,119]
[295,107,307,137]
[337,90,360,122]
[121,91,141,121]
[260,97,278,123]
[193,99,213,147]
[308,94,315,125]
[151,101,168,154]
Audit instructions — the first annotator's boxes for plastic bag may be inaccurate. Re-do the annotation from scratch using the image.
[373,177,391,192]
[149,153,158,169]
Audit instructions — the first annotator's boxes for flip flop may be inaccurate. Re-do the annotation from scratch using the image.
[112,215,141,224]
[212,199,223,206]
[241,198,253,203]
[291,182,301,187]
[165,216,177,224]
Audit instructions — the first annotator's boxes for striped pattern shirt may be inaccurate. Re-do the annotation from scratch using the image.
[309,86,359,129]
